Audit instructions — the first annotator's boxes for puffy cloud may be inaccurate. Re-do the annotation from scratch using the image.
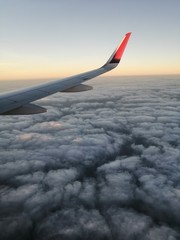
[0,76,180,239]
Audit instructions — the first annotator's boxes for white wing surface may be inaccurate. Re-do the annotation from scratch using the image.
[0,33,131,115]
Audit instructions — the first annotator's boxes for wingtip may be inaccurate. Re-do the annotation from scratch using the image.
[125,32,132,39]
[108,32,131,64]
[103,32,131,67]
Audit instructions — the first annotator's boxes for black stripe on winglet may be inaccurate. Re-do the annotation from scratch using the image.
[109,58,121,64]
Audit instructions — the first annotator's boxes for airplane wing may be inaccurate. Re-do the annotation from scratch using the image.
[0,32,131,115]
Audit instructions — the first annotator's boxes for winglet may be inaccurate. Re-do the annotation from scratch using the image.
[104,32,131,66]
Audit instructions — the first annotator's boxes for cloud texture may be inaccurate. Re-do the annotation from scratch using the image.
[0,76,180,239]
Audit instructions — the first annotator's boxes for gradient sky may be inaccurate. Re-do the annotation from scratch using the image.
[0,0,180,80]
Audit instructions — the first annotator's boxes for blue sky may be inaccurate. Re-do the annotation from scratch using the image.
[0,0,180,80]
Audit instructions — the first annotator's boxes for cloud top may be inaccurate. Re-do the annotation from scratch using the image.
[0,76,180,239]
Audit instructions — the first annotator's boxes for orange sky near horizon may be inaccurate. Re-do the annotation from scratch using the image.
[0,1,180,81]
[0,58,179,81]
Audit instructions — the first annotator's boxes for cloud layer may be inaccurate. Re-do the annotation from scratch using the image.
[0,76,180,240]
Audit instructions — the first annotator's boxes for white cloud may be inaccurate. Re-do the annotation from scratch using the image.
[0,76,180,239]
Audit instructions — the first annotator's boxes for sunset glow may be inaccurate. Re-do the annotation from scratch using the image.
[0,1,180,81]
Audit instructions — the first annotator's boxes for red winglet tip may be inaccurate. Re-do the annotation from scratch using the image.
[110,32,131,64]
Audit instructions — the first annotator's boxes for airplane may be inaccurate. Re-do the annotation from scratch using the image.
[0,32,131,115]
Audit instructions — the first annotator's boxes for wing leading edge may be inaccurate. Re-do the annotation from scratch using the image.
[0,32,131,115]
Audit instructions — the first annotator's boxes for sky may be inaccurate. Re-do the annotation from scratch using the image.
[0,0,180,81]
[0,76,180,239]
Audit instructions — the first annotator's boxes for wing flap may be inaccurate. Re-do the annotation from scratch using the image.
[1,104,47,115]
